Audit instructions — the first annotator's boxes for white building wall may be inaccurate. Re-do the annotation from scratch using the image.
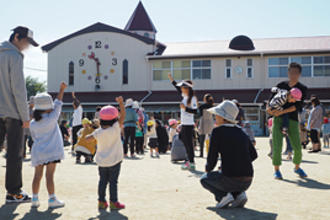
[47,32,154,92]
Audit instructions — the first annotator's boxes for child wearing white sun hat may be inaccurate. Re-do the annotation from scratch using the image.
[200,100,258,209]
[29,82,67,209]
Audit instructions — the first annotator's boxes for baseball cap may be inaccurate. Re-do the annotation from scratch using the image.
[12,26,39,47]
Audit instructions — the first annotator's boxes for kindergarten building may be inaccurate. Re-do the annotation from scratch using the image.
[42,2,330,135]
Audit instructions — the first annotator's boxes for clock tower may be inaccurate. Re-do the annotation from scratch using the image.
[124,1,157,40]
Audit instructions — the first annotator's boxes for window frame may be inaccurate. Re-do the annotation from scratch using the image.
[69,61,74,86]
[152,59,212,81]
[246,58,254,79]
[225,59,232,79]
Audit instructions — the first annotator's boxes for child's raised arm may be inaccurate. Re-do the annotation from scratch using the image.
[57,82,67,101]
[116,96,126,125]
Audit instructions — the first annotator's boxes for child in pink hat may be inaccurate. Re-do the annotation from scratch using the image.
[269,87,302,135]
[86,97,126,210]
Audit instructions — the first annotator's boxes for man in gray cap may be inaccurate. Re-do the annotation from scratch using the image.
[0,26,39,203]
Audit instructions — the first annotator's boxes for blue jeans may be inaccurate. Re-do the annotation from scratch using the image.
[285,136,293,153]
[98,162,121,203]
[281,113,289,130]
[200,171,252,202]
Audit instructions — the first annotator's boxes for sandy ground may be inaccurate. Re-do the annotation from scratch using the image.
[0,137,330,220]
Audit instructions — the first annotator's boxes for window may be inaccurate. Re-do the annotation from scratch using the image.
[153,61,171,80]
[69,61,74,85]
[225,59,231,79]
[192,60,211,79]
[144,32,149,38]
[269,56,314,77]
[152,60,211,80]
[246,58,253,78]
[313,56,330,77]
[122,59,128,84]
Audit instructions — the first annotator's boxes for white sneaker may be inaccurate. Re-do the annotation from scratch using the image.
[231,192,247,208]
[216,193,234,208]
[48,198,65,209]
[31,198,40,208]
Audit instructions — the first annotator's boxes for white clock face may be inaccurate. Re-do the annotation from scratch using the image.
[77,40,119,84]
[235,66,243,74]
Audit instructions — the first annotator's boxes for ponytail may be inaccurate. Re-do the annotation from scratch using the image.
[33,110,44,121]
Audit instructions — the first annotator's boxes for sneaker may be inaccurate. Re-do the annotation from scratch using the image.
[155,153,160,158]
[6,191,31,204]
[216,193,234,208]
[31,197,40,208]
[48,198,65,209]
[181,162,190,170]
[98,201,109,209]
[294,168,307,178]
[110,201,125,210]
[231,192,247,208]
[274,170,283,180]
[189,163,196,171]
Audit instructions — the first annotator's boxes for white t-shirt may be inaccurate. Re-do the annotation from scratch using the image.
[72,105,83,127]
[181,96,197,125]
[147,120,157,138]
[92,122,124,167]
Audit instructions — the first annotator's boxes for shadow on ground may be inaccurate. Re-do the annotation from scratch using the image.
[0,204,20,219]
[88,209,128,220]
[207,207,278,220]
[20,208,62,220]
[283,177,330,190]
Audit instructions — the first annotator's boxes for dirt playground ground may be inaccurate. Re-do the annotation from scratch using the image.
[0,137,330,220]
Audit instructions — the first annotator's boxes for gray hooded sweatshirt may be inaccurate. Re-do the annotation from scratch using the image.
[0,41,29,122]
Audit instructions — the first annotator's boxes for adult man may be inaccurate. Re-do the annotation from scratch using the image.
[267,62,308,179]
[0,26,38,202]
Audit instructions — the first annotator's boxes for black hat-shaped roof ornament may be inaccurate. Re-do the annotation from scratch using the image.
[229,35,255,51]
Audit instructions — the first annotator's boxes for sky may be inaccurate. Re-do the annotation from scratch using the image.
[1,0,330,83]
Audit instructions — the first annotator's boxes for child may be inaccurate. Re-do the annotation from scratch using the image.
[200,100,258,209]
[60,120,70,146]
[268,87,302,135]
[86,97,126,210]
[322,117,330,148]
[75,118,97,164]
[156,119,169,154]
[30,82,67,209]
[168,119,178,148]
[147,118,160,158]
[300,122,309,149]
[242,121,256,146]
[267,117,273,158]
[135,123,144,155]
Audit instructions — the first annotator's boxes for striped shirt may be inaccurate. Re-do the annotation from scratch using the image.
[269,87,288,110]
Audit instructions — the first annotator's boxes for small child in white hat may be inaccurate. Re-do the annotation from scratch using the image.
[200,100,258,209]
[29,82,67,209]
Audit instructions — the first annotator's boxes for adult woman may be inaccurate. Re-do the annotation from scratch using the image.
[198,94,214,157]
[168,73,198,170]
[307,96,323,153]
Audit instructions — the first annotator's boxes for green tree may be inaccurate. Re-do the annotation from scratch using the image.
[25,76,47,99]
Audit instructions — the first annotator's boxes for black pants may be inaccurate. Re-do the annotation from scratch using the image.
[199,134,206,157]
[72,125,83,149]
[180,125,195,163]
[200,171,252,202]
[135,137,144,154]
[98,162,121,202]
[124,127,136,155]
[0,118,24,194]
